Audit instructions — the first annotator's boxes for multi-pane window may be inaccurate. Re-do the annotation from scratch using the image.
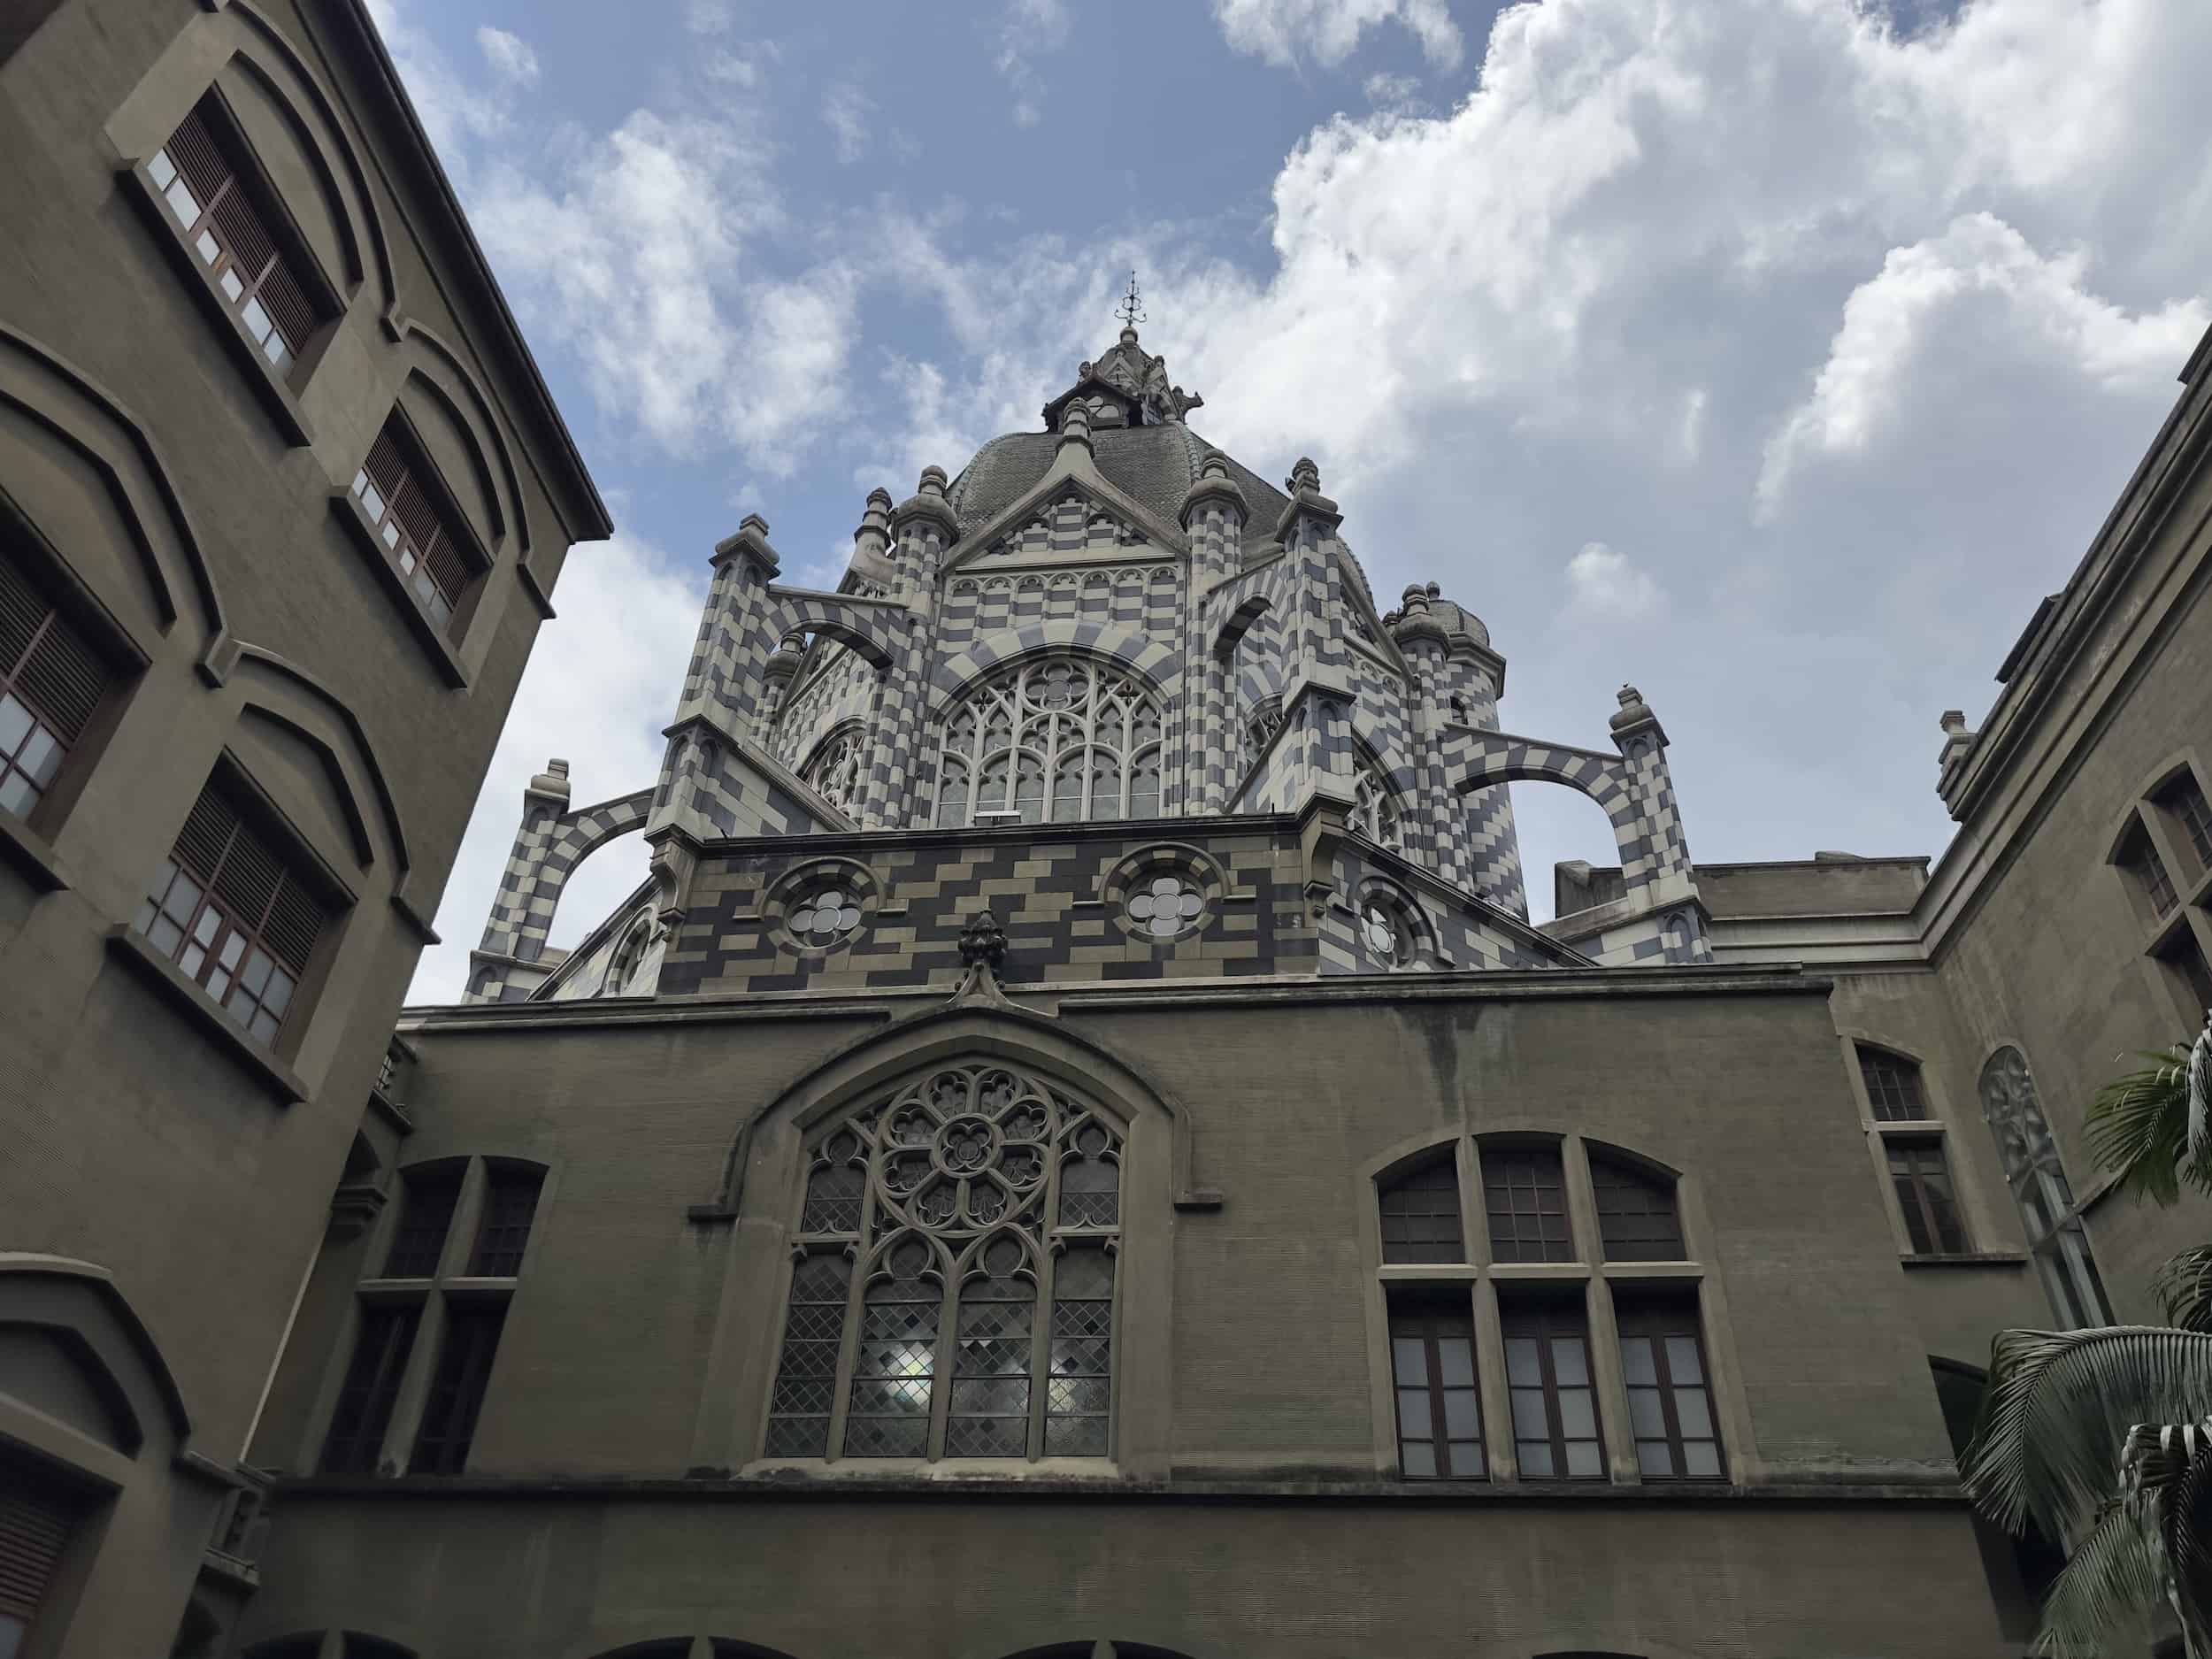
[409,1303,508,1474]
[933,656,1164,827]
[1857,1047,1929,1121]
[1501,1301,1603,1479]
[131,780,329,1044]
[149,97,321,373]
[1981,1048,2112,1327]
[349,426,480,633]
[2125,828,2178,914]
[383,1164,461,1278]
[1887,1140,1967,1256]
[0,547,109,819]
[1482,1146,1573,1263]
[319,1303,419,1474]
[2161,772,2212,869]
[1589,1154,1684,1262]
[1615,1295,1723,1479]
[1388,1296,1484,1479]
[1379,1156,1463,1263]
[468,1164,543,1276]
[1349,757,1402,851]
[763,1062,1122,1461]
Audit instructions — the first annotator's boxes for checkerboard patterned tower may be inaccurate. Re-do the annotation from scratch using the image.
[459,312,1711,1001]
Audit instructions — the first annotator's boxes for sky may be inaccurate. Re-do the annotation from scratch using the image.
[380,0,2212,1003]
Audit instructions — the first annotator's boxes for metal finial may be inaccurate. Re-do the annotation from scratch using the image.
[1114,269,1146,329]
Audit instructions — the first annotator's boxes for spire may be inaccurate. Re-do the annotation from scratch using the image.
[1115,269,1146,330]
[1042,296,1204,431]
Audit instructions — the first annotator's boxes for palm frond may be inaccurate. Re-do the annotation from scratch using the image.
[2163,1428,2212,1650]
[1963,1327,2212,1536]
[2157,1250,2212,1333]
[2089,1047,2200,1203]
[2031,1494,2166,1658]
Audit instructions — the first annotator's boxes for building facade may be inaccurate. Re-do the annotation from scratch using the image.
[0,4,608,1656]
[183,309,2212,1658]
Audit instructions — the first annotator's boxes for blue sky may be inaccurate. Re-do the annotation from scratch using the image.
[377,0,2212,1002]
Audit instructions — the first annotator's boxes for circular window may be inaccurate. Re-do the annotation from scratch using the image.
[1358,891,1418,969]
[788,885,862,947]
[1129,872,1205,939]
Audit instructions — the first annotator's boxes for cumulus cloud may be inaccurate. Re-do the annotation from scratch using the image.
[1564,542,1665,618]
[1211,0,1463,70]
[409,536,708,1003]
[995,0,1075,127]
[1362,72,1428,115]
[475,26,539,85]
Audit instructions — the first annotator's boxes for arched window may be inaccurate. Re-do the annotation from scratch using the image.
[1587,1151,1683,1262]
[801,724,864,817]
[1350,757,1402,850]
[934,656,1164,827]
[764,1062,1122,1461]
[1378,1153,1463,1263]
[1978,1047,2111,1327]
[599,913,653,995]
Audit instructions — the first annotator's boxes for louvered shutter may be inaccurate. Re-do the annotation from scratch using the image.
[0,550,110,741]
[362,428,476,611]
[172,780,329,976]
[0,1461,77,1628]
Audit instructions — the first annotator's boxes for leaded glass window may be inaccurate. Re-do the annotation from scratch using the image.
[933,656,1164,826]
[1350,757,1402,851]
[764,1062,1123,1461]
[1379,1155,1463,1263]
[1980,1048,2111,1327]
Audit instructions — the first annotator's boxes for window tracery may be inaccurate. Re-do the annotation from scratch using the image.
[1978,1046,2111,1327]
[934,656,1164,827]
[765,1062,1122,1462]
[800,726,864,817]
[1350,758,1402,851]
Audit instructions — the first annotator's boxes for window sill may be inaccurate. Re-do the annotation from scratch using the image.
[1487,1262,1592,1281]
[0,807,72,893]
[1900,1251,2028,1269]
[1599,1260,1704,1279]
[329,491,472,688]
[118,163,315,449]
[103,926,306,1105]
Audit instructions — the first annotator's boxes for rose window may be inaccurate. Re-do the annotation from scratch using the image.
[1128,872,1206,939]
[771,1062,1124,1462]
[1361,895,1417,968]
[788,886,862,947]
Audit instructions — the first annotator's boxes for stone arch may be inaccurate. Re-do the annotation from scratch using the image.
[396,327,526,555]
[0,322,226,646]
[708,1005,1215,1217]
[1436,731,1690,899]
[488,787,655,965]
[928,622,1178,711]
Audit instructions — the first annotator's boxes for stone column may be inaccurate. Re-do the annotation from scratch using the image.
[1179,450,1248,815]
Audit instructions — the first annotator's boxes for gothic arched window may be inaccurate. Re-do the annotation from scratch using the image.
[1350,757,1402,851]
[934,657,1164,827]
[764,1062,1123,1461]
[599,913,652,995]
[1978,1047,2112,1327]
[801,725,864,818]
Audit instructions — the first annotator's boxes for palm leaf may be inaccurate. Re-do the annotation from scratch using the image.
[2030,1494,2166,1658]
[2089,1047,2200,1203]
[2161,1251,2212,1333]
[1962,1327,2212,1536]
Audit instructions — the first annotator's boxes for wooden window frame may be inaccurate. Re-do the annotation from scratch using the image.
[1588,1150,1685,1262]
[383,1163,464,1279]
[1614,1293,1724,1480]
[1387,1294,1486,1481]
[408,1301,509,1475]
[318,1301,420,1476]
[1855,1045,1930,1123]
[348,414,491,641]
[1886,1135,1968,1256]
[1500,1297,1605,1481]
[466,1162,543,1277]
[0,523,123,837]
[1482,1143,1574,1263]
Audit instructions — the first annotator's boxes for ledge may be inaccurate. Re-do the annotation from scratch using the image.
[104,926,307,1105]
[270,1471,1970,1508]
[119,163,314,449]
[0,808,72,893]
[1900,1251,2029,1270]
[390,890,442,947]
[366,1084,414,1135]
[516,558,557,621]
[328,492,472,688]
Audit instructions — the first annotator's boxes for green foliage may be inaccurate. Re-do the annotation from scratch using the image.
[2088,1046,2207,1205]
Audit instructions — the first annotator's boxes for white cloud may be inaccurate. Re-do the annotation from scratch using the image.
[1362,72,1428,115]
[410,536,707,1003]
[1564,541,1664,618]
[995,0,1076,127]
[1212,0,1464,71]
[1756,211,2206,518]
[475,26,539,85]
[823,83,872,165]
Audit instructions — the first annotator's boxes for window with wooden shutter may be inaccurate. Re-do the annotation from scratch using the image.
[132,779,331,1044]
[349,426,481,633]
[0,1452,81,1652]
[149,96,326,373]
[1378,1153,1463,1264]
[0,544,110,819]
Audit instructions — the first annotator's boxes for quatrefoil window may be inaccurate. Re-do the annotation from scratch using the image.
[1359,890,1418,969]
[789,886,862,947]
[1128,872,1205,939]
